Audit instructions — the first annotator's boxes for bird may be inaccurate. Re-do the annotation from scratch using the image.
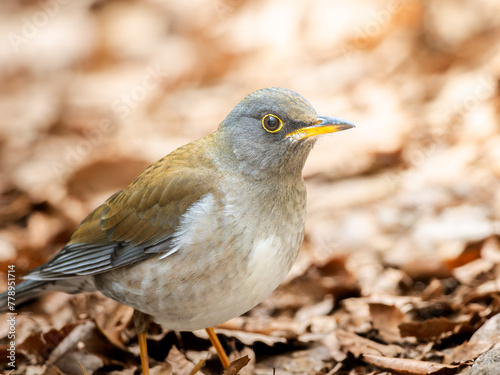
[0,87,354,373]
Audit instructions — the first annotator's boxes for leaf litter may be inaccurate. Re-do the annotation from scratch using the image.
[0,0,500,374]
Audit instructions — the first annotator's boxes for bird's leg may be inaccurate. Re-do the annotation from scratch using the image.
[133,310,151,375]
[205,327,230,368]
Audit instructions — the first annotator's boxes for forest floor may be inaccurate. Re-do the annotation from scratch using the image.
[0,0,500,374]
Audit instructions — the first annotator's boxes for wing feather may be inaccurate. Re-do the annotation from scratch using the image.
[25,138,220,280]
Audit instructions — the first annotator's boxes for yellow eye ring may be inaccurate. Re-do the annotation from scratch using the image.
[262,114,283,133]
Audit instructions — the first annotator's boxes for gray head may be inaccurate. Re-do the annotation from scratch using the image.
[215,87,354,179]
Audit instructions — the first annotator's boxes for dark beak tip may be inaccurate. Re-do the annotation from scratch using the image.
[317,116,355,129]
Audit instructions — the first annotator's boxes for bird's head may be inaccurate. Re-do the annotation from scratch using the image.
[215,87,354,178]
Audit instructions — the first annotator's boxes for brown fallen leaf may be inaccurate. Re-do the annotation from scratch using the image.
[18,323,78,361]
[220,354,251,375]
[336,329,404,358]
[166,345,203,375]
[227,348,255,375]
[444,240,483,270]
[362,354,464,375]
[406,300,455,321]
[401,258,452,281]
[369,302,406,343]
[420,279,445,300]
[254,345,330,375]
[453,259,496,289]
[194,327,288,347]
[0,186,32,228]
[337,298,372,333]
[46,321,96,364]
[94,301,134,351]
[150,361,173,375]
[322,331,347,362]
[448,312,500,363]
[294,295,334,322]
[399,317,459,340]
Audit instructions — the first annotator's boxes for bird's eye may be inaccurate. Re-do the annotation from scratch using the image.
[262,114,283,133]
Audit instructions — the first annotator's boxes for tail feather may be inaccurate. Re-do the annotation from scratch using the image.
[0,277,96,313]
[0,279,50,313]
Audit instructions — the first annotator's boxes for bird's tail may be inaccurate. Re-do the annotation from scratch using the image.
[0,279,51,313]
[0,277,95,313]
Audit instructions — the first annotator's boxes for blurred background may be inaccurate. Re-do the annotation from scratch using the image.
[0,0,500,374]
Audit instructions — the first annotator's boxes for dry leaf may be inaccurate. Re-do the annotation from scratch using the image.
[369,303,406,343]
[166,346,202,375]
[336,330,404,358]
[399,317,459,341]
[94,302,134,351]
[449,313,500,363]
[220,354,251,375]
[150,361,173,375]
[362,354,463,375]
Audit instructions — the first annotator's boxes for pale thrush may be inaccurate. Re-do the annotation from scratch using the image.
[0,87,354,372]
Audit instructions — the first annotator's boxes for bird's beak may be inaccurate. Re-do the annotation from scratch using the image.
[286,116,355,141]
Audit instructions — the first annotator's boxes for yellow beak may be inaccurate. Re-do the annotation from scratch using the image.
[286,116,355,140]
